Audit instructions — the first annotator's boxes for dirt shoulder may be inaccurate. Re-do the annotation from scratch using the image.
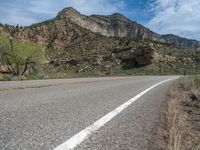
[151,76,200,150]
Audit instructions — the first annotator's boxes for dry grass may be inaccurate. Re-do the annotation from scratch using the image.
[151,76,200,150]
[167,76,200,150]
[179,76,200,91]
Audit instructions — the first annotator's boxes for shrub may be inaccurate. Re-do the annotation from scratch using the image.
[2,74,12,81]
[180,76,200,91]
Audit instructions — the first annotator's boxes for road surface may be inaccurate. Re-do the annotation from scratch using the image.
[0,76,177,150]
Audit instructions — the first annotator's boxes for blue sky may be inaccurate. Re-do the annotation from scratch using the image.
[0,0,200,40]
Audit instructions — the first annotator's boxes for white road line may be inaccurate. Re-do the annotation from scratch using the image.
[54,77,177,150]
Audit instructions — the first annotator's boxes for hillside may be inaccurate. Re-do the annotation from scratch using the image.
[162,34,200,50]
[57,7,161,41]
[0,7,200,79]
[56,7,200,50]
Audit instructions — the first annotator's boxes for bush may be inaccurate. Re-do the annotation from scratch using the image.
[26,74,38,80]
[1,74,12,81]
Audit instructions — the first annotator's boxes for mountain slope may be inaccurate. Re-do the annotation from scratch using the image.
[1,7,200,50]
[57,7,162,41]
[162,34,200,50]
[0,11,156,70]
[0,7,200,79]
[58,7,200,50]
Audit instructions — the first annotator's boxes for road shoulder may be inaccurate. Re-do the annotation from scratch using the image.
[151,77,200,150]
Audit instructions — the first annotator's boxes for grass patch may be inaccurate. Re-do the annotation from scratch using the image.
[0,74,13,81]
[151,76,200,150]
[179,76,200,91]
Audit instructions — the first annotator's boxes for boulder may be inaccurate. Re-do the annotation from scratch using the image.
[112,44,155,67]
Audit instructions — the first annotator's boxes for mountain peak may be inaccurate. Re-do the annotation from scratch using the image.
[57,7,80,18]
[110,13,129,20]
[111,13,125,17]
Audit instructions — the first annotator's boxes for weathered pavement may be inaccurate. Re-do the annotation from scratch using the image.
[0,76,177,150]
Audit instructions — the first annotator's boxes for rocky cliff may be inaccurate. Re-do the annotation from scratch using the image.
[57,7,200,49]
[57,7,161,41]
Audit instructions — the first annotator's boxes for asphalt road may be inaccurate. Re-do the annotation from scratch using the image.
[0,76,177,150]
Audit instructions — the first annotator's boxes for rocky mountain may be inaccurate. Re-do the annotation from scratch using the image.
[0,7,200,78]
[57,7,200,49]
[162,34,200,50]
[0,7,199,50]
[57,7,161,41]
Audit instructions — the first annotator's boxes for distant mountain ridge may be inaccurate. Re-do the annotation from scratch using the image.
[161,34,200,50]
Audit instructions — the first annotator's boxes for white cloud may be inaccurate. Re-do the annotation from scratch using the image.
[0,8,38,25]
[147,0,200,40]
[28,0,126,16]
[0,0,126,26]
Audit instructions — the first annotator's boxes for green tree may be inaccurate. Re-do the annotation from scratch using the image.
[0,36,46,76]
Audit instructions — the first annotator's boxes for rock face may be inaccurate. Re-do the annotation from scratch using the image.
[57,7,161,40]
[162,34,200,50]
[154,52,176,62]
[57,8,200,49]
[0,65,9,73]
[112,44,155,68]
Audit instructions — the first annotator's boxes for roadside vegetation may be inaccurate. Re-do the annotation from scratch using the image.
[0,36,46,80]
[152,76,200,150]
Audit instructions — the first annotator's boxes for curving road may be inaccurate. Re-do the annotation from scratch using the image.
[0,76,177,150]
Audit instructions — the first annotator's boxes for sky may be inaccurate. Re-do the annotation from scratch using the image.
[0,0,199,40]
